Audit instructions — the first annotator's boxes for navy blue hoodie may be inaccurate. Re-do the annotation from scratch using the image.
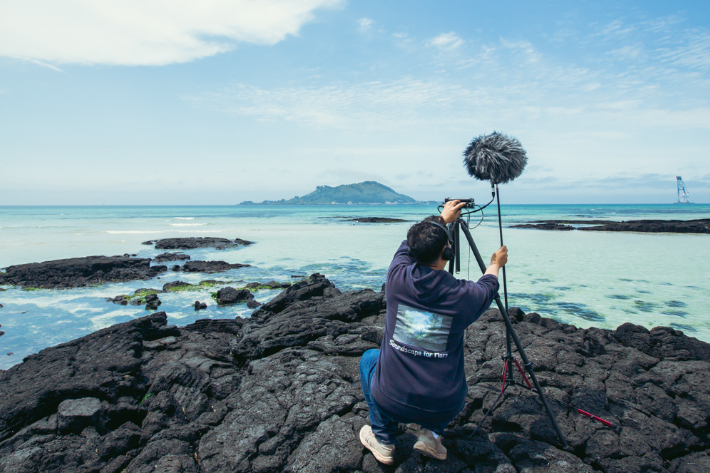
[371,241,499,423]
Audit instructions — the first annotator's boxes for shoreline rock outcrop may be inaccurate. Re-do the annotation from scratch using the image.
[181,261,250,273]
[512,219,710,234]
[348,217,408,223]
[0,256,167,289]
[142,238,254,250]
[153,253,191,263]
[1,274,709,472]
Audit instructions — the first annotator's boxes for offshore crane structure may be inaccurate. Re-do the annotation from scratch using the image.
[676,176,692,204]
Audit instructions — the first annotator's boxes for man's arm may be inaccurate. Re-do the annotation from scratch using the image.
[388,241,413,273]
[463,246,508,325]
[485,246,508,277]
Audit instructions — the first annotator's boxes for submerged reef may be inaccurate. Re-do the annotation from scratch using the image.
[1,274,710,472]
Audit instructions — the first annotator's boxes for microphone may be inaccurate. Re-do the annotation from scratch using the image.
[463,132,527,185]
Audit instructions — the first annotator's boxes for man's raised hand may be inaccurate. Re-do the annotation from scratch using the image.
[490,246,508,267]
[441,200,467,224]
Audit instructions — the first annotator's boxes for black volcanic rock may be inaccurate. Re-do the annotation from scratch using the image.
[579,219,710,234]
[162,281,192,292]
[144,293,161,310]
[348,217,407,223]
[0,256,167,289]
[150,237,254,250]
[245,280,291,290]
[153,252,191,263]
[215,287,254,305]
[1,277,710,472]
[181,260,250,273]
[511,219,710,234]
[511,222,574,231]
[0,312,175,442]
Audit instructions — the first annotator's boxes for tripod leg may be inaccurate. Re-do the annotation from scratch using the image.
[458,220,569,449]
[455,220,461,273]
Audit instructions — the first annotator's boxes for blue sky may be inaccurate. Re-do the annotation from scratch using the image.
[1,0,709,204]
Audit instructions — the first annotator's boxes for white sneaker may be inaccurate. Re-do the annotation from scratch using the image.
[359,425,395,465]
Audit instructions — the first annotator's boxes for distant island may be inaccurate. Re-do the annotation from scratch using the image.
[240,181,422,205]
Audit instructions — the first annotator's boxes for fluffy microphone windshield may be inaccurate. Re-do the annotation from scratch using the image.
[463,132,527,184]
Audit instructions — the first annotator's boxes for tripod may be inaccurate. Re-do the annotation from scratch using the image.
[446,216,569,449]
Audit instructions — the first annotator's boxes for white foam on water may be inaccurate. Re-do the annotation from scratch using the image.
[170,224,206,227]
[175,217,195,220]
[106,230,169,234]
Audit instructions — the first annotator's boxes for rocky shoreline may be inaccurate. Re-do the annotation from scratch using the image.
[1,274,709,472]
[511,219,710,234]
[0,237,254,289]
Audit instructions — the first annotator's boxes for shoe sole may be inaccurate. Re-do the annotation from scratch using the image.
[360,429,395,465]
[413,441,447,461]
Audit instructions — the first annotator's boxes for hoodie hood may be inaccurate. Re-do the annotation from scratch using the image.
[406,262,456,304]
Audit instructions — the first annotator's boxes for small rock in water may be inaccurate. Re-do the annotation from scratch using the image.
[171,265,181,271]
[153,252,191,263]
[0,331,4,337]
[163,281,193,291]
[194,301,207,310]
[6,352,12,356]
[247,299,261,309]
[0,304,3,308]
[145,293,161,310]
[216,287,254,305]
[106,295,129,305]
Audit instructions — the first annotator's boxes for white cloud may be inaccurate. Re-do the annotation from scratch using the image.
[609,43,645,61]
[358,18,373,30]
[0,0,342,66]
[657,31,710,69]
[427,32,464,50]
[185,75,710,135]
[184,79,476,130]
[500,39,539,62]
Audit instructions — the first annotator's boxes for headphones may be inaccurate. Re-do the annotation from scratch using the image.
[424,221,454,261]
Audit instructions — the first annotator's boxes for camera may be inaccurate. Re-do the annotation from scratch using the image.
[444,198,476,209]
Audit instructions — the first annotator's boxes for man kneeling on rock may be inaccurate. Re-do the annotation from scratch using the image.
[359,200,507,464]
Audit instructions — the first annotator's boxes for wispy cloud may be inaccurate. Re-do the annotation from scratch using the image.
[608,43,645,61]
[500,39,539,62]
[427,32,464,50]
[358,18,373,30]
[657,31,710,69]
[185,79,478,131]
[0,0,343,66]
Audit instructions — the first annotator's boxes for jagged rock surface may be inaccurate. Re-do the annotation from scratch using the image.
[1,275,709,472]
[181,261,250,273]
[0,256,167,289]
[145,238,254,250]
[153,253,191,263]
[511,219,710,234]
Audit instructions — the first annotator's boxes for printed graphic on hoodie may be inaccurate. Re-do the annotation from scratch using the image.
[392,304,453,352]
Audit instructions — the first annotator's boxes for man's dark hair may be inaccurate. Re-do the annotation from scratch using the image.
[407,216,448,265]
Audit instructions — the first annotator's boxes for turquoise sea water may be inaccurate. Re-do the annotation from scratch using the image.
[1,204,709,370]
